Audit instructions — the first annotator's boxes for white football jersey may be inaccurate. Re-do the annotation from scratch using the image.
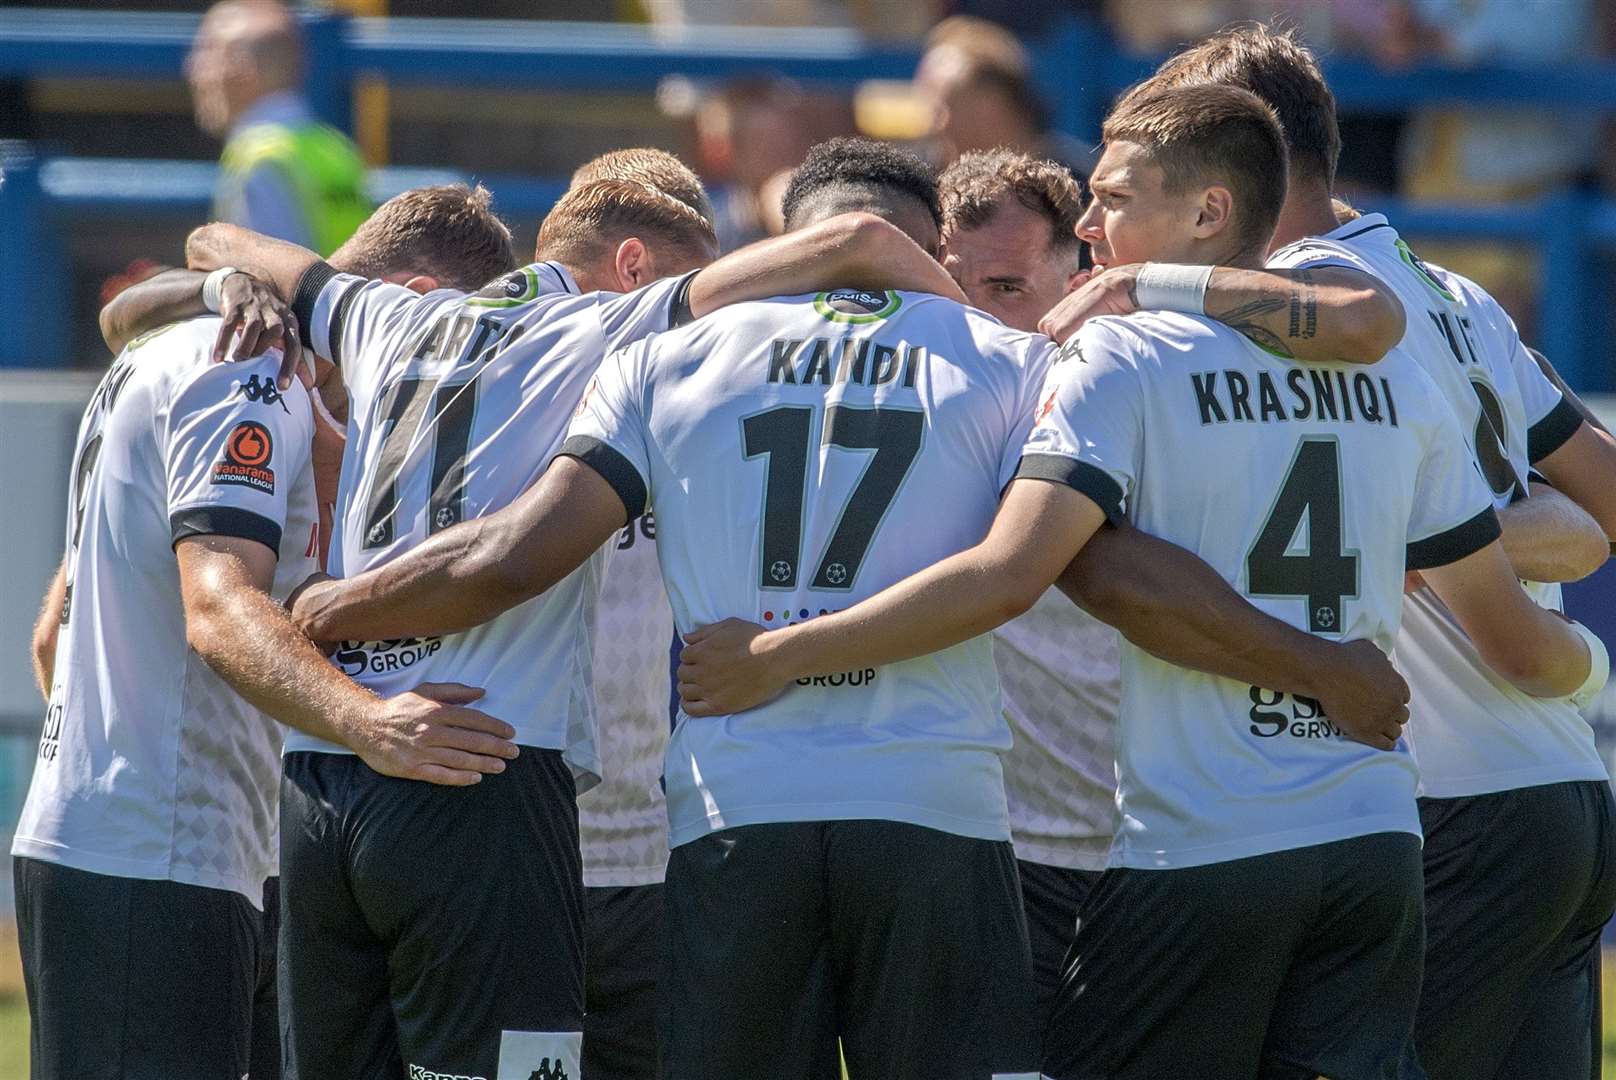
[994,593,1119,871]
[1270,217,1606,797]
[286,261,693,788]
[13,320,317,905]
[580,510,676,886]
[565,288,1056,849]
[1020,311,1498,869]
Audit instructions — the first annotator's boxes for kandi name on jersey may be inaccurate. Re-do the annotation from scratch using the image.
[765,337,925,389]
[1191,368,1401,428]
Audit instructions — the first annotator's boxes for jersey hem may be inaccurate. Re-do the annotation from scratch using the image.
[1416,761,1610,800]
[583,865,668,888]
[9,836,269,910]
[1009,839,1111,872]
[1111,813,1421,870]
[667,801,1011,849]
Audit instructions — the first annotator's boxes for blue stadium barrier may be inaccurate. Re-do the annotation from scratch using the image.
[0,7,1614,384]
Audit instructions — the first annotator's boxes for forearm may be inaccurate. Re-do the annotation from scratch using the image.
[190,582,382,748]
[31,564,66,701]
[1202,266,1404,363]
[1058,525,1333,696]
[295,515,537,643]
[99,269,208,353]
[185,222,317,301]
[687,212,964,318]
[1496,484,1608,582]
[763,548,1037,679]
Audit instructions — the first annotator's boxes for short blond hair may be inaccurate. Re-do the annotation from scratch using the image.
[569,149,715,227]
[330,183,516,291]
[537,178,718,268]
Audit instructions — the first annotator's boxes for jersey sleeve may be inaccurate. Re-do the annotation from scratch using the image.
[291,262,438,401]
[1264,237,1376,275]
[996,336,1060,489]
[558,340,653,520]
[1405,390,1503,570]
[165,353,314,555]
[596,271,700,352]
[1013,319,1143,524]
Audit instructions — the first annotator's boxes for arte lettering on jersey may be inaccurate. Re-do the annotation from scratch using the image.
[334,636,443,678]
[616,510,656,550]
[36,700,63,763]
[235,373,290,414]
[1191,369,1400,429]
[765,337,925,390]
[211,421,276,493]
[1247,687,1345,740]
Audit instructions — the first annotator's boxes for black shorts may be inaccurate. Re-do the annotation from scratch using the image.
[279,748,585,1080]
[14,857,277,1080]
[661,819,1040,1080]
[1016,859,1100,1032]
[1417,779,1616,1080]
[1044,832,1425,1080]
[584,883,663,1080]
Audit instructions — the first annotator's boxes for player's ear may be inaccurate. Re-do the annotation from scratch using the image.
[1191,185,1234,242]
[401,274,438,295]
[613,237,655,290]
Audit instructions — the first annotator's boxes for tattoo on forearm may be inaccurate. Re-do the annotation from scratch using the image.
[1287,270,1318,341]
[1207,295,1296,359]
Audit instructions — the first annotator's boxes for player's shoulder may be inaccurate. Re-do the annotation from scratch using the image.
[1268,213,1398,273]
[468,260,580,307]
[154,324,312,423]
[1079,310,1230,365]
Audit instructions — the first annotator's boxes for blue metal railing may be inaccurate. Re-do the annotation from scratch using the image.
[1,8,1614,383]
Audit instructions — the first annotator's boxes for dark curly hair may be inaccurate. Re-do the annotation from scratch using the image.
[780,137,943,234]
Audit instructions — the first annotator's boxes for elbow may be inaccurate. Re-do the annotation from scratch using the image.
[184,605,228,665]
[98,302,127,355]
[185,223,224,271]
[1344,287,1405,362]
[993,567,1048,626]
[1478,634,1577,698]
[1563,531,1610,582]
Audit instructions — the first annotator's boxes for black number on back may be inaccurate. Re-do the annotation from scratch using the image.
[362,376,479,549]
[742,404,924,591]
[1469,378,1522,500]
[1246,437,1358,634]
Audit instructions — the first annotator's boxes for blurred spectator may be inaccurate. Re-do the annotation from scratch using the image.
[187,0,370,254]
[680,76,853,250]
[1342,0,1600,330]
[912,16,1094,174]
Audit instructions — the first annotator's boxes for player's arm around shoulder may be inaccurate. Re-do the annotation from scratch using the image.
[1039,260,1404,364]
[685,212,965,321]
[1405,376,1606,700]
[167,359,519,784]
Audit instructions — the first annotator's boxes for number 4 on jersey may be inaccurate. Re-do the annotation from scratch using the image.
[1246,437,1360,634]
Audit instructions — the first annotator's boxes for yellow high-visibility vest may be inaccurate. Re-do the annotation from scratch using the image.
[221,120,370,256]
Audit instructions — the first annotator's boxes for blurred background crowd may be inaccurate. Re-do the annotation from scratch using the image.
[4,0,1616,366]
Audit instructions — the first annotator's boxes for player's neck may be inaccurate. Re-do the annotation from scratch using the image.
[1269,180,1341,250]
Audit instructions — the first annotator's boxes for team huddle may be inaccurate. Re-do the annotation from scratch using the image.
[16,23,1616,1080]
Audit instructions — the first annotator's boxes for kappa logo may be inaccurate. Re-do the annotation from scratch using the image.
[211,421,276,494]
[236,374,289,413]
[407,1067,485,1080]
[528,1061,571,1080]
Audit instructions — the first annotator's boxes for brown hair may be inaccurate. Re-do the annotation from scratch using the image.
[1102,83,1288,259]
[1148,23,1340,188]
[537,178,718,268]
[330,183,516,292]
[569,148,716,228]
[940,148,1082,255]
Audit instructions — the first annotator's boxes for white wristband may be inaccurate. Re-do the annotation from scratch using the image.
[1567,619,1610,710]
[201,266,239,314]
[1133,263,1214,315]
